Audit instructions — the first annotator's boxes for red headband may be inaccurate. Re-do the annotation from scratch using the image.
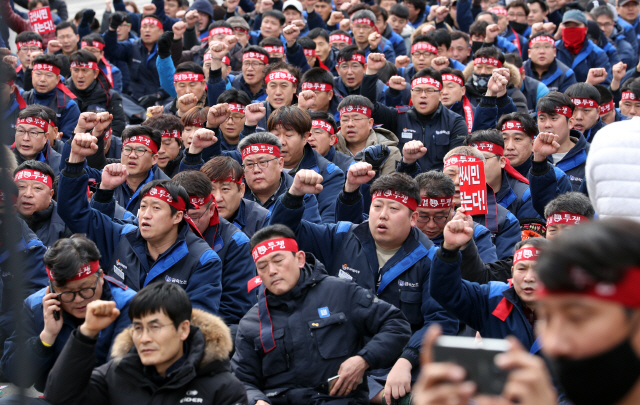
[337,54,366,65]
[213,174,243,184]
[174,73,205,82]
[303,48,316,57]
[419,196,453,209]
[141,17,163,29]
[243,51,268,64]
[14,169,53,189]
[411,76,442,90]
[80,40,104,50]
[621,91,638,101]
[265,71,298,84]
[252,238,299,263]
[264,45,284,54]
[552,105,573,118]
[501,120,526,133]
[204,52,212,62]
[538,267,640,308]
[530,35,555,47]
[546,212,589,226]
[571,98,599,109]
[16,117,48,131]
[301,82,333,92]
[489,7,507,15]
[123,135,158,153]
[242,143,281,159]
[222,56,230,66]
[312,119,334,135]
[234,26,249,34]
[46,260,99,281]
[411,42,438,55]
[442,74,463,86]
[210,27,233,36]
[372,189,418,211]
[229,103,245,114]
[474,57,502,68]
[17,39,42,49]
[33,63,60,75]
[330,34,352,44]
[70,61,99,70]
[105,128,112,141]
[339,105,371,118]
[352,17,376,28]
[143,186,186,211]
[189,193,213,209]
[474,141,503,156]
[513,246,540,265]
[599,100,614,115]
[444,154,479,169]
[161,129,181,139]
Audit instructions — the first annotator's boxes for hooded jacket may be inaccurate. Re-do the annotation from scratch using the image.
[547,130,589,191]
[44,309,248,405]
[18,201,72,247]
[523,58,576,94]
[335,127,402,178]
[463,61,528,114]
[555,38,612,86]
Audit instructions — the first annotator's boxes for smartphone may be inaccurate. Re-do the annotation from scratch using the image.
[433,335,510,396]
[314,375,340,395]
[49,280,60,321]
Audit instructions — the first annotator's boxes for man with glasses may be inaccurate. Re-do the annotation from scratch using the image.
[44,282,247,405]
[362,53,467,173]
[54,22,80,56]
[350,10,396,62]
[397,36,440,85]
[13,31,44,89]
[0,236,134,399]
[523,31,577,93]
[232,46,269,103]
[21,54,81,143]
[215,88,250,152]
[334,45,387,103]
[13,106,62,177]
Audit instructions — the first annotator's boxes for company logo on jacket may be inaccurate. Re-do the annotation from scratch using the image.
[165,275,187,285]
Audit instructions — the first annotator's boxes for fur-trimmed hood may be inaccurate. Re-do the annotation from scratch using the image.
[110,308,233,367]
[462,61,522,87]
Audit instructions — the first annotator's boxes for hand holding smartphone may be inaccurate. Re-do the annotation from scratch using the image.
[49,280,60,321]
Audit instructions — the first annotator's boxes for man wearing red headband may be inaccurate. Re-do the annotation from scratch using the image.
[334,46,386,104]
[523,31,577,94]
[0,61,25,143]
[497,112,537,177]
[397,36,440,84]
[143,114,185,177]
[57,141,224,316]
[13,160,71,247]
[299,68,342,123]
[232,46,269,103]
[258,63,301,128]
[233,224,411,405]
[13,31,44,89]
[21,54,81,143]
[212,89,250,152]
[12,107,62,177]
[536,218,640,405]
[543,191,594,240]
[565,83,606,142]
[0,236,134,396]
[618,78,640,118]
[269,170,458,404]
[163,62,207,117]
[351,10,397,62]
[307,111,355,174]
[80,34,123,93]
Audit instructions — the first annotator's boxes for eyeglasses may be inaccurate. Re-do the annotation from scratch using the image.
[242,61,266,69]
[54,274,100,303]
[530,45,554,50]
[130,322,174,339]
[226,114,245,123]
[416,213,450,224]
[411,88,440,95]
[243,157,278,171]
[122,146,152,157]
[18,46,41,53]
[338,63,363,71]
[507,12,526,17]
[412,51,435,59]
[341,116,368,124]
[15,128,46,138]
[187,202,213,221]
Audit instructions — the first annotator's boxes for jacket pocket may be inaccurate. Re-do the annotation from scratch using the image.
[254,328,289,377]
[399,290,423,325]
[309,313,351,359]
[434,132,451,161]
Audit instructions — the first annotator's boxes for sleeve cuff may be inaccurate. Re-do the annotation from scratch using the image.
[530,157,550,176]
[63,160,86,177]
[94,188,115,203]
[397,160,419,175]
[74,329,98,345]
[183,151,203,165]
[209,67,222,83]
[29,336,55,358]
[282,191,305,209]
[438,246,461,263]
[479,93,510,107]
[400,347,420,369]
[387,87,401,97]
[339,188,362,205]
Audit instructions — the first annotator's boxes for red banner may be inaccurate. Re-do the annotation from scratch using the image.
[459,161,488,215]
[29,7,55,35]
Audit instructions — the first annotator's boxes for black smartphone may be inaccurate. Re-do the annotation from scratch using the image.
[49,280,60,321]
[433,335,510,396]
[314,375,340,395]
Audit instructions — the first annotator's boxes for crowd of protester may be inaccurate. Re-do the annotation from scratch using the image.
[0,0,640,403]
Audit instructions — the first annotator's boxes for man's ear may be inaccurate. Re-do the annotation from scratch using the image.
[178,319,191,341]
[410,209,419,227]
[460,85,466,96]
[368,117,374,130]
[173,210,184,225]
[295,250,306,268]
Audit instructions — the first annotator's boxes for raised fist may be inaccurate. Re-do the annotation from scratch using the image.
[366,52,386,75]
[402,140,427,165]
[93,111,113,135]
[431,56,449,71]
[290,169,324,196]
[532,132,560,162]
[485,24,501,42]
[586,68,607,86]
[245,102,267,126]
[79,301,120,338]
[207,103,231,128]
[368,32,382,49]
[328,11,344,26]
[297,90,317,110]
[388,75,407,91]
[75,112,99,133]
[172,21,187,39]
[283,24,301,46]
[47,40,62,54]
[70,133,99,163]
[100,163,128,190]
[146,105,164,118]
[178,93,199,114]
[395,55,410,68]
[142,3,157,14]
[185,9,199,28]
[345,162,376,192]
[189,128,218,154]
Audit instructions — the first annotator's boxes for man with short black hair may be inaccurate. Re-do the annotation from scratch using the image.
[497,112,537,176]
[216,88,251,152]
[250,9,286,45]
[449,31,471,66]
[14,31,44,89]
[54,21,80,56]
[299,67,342,121]
[565,83,606,142]
[12,106,62,176]
[592,5,638,68]
[389,3,414,51]
[373,5,407,59]
[405,0,428,28]
[232,46,269,103]
[163,62,207,117]
[307,110,355,174]
[79,34,123,93]
[524,31,577,93]
[543,191,595,239]
[334,45,386,103]
[618,77,640,117]
[44,282,247,405]
[143,114,185,176]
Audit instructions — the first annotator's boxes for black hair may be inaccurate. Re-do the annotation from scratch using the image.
[370,173,420,211]
[337,45,366,65]
[172,170,213,198]
[18,105,51,121]
[497,112,538,137]
[431,28,452,50]
[15,31,43,46]
[537,218,640,293]
[175,61,204,76]
[81,33,105,46]
[309,110,338,134]
[507,0,529,14]
[201,156,244,187]
[415,170,455,197]
[128,282,192,328]
[594,84,613,105]
[504,53,523,69]
[55,21,77,35]
[143,114,185,147]
[477,11,499,23]
[536,91,575,119]
[69,49,98,64]
[412,67,443,84]
[330,29,352,38]
[267,105,312,135]
[251,224,296,250]
[44,235,102,287]
[513,236,548,252]
[371,5,389,22]
[543,191,595,220]
[464,128,505,148]
[348,4,370,17]
[301,67,335,88]
[217,88,251,106]
[338,94,374,112]
[473,46,505,63]
[39,105,58,127]
[527,0,548,12]
[565,83,601,105]
[110,11,131,24]
[620,77,640,99]
[139,179,193,215]
[14,159,55,180]
[242,45,270,63]
[469,20,490,37]
[298,36,317,50]
[404,0,426,15]
[378,61,398,84]
[121,125,162,153]
[439,67,465,85]
[307,27,330,42]
[0,61,16,83]
[389,3,409,19]
[208,20,233,31]
[591,5,614,19]
[450,31,469,44]
[260,36,284,48]
[32,53,62,71]
[263,9,286,26]
[238,132,282,153]
[411,34,438,48]
[264,61,301,86]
